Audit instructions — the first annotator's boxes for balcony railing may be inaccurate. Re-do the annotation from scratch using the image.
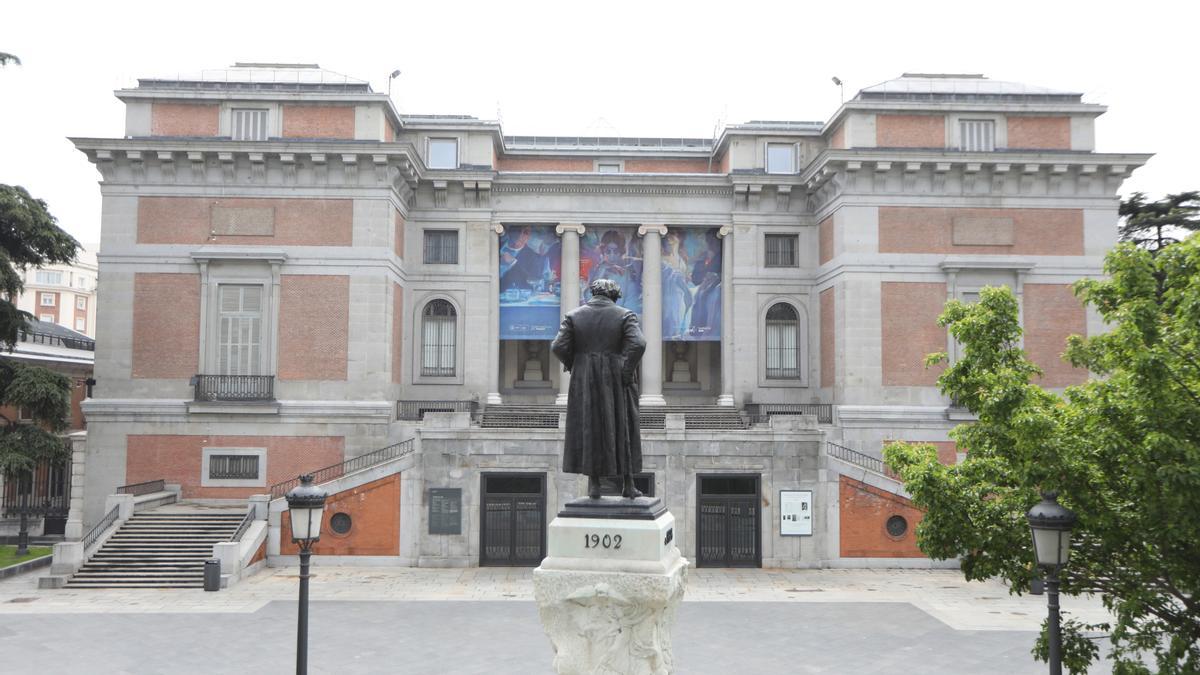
[745,403,833,425]
[20,329,95,351]
[397,400,479,421]
[192,374,275,402]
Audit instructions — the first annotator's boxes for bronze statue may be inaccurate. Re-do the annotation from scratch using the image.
[551,278,646,499]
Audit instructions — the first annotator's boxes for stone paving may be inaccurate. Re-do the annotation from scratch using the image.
[0,565,1121,673]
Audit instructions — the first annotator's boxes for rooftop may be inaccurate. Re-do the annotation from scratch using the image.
[856,73,1083,103]
[135,63,374,94]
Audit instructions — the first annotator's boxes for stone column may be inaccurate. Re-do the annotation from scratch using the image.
[638,224,667,406]
[555,224,585,405]
[487,224,505,405]
[717,225,735,407]
[64,431,87,540]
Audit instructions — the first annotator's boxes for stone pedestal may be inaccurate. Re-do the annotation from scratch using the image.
[534,497,688,675]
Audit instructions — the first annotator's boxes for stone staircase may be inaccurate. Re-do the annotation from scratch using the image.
[65,509,245,589]
[480,404,748,430]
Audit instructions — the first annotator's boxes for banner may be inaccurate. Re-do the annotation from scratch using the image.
[661,228,721,341]
[499,225,561,340]
[579,226,643,315]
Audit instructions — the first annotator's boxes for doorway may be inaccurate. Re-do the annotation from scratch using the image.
[479,473,546,566]
[696,474,761,567]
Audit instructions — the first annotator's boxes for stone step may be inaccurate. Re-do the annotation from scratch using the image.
[65,583,205,589]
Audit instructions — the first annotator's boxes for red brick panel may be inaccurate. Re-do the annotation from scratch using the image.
[1007,116,1071,150]
[881,282,947,387]
[150,103,220,137]
[622,159,713,173]
[839,475,926,557]
[126,435,344,499]
[394,210,405,259]
[137,197,353,246]
[876,114,945,148]
[495,157,594,172]
[818,216,834,265]
[392,283,404,384]
[829,123,846,150]
[281,105,356,139]
[878,207,1083,256]
[716,152,730,174]
[1024,284,1088,387]
[70,378,87,430]
[820,288,835,388]
[35,291,59,323]
[277,275,350,381]
[281,474,400,556]
[132,273,200,379]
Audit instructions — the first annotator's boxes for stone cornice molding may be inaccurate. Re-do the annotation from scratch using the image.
[190,248,288,264]
[555,223,586,236]
[636,224,668,237]
[493,182,732,198]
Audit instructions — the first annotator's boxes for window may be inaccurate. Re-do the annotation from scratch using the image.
[597,163,622,173]
[428,138,458,169]
[217,285,263,376]
[959,119,995,152]
[35,271,62,285]
[76,296,87,311]
[423,230,459,264]
[39,314,53,323]
[208,454,260,480]
[231,108,269,141]
[201,447,266,487]
[75,277,89,289]
[40,293,55,306]
[765,303,801,379]
[74,317,86,331]
[765,234,798,267]
[421,299,457,377]
[766,143,795,174]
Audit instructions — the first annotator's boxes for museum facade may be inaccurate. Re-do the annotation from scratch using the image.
[70,64,1148,568]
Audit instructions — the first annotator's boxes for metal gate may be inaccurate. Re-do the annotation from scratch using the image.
[696,474,761,567]
[480,473,546,566]
[2,460,71,535]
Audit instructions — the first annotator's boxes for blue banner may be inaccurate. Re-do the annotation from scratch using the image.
[579,226,643,315]
[661,228,721,341]
[499,225,561,340]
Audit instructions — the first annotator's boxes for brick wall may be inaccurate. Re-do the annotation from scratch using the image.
[820,288,835,388]
[132,273,200,379]
[125,434,343,499]
[878,207,1083,256]
[151,102,219,137]
[281,105,356,139]
[839,475,926,557]
[280,474,400,556]
[137,197,353,246]
[392,283,403,384]
[876,114,945,148]
[1024,284,1087,387]
[36,291,59,323]
[494,157,594,172]
[881,282,947,386]
[394,210,405,259]
[819,216,834,265]
[277,275,350,381]
[1007,116,1071,150]
[829,123,846,150]
[622,159,713,173]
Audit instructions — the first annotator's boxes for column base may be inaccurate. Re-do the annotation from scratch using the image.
[716,394,735,407]
[554,393,569,406]
[639,393,667,406]
[486,392,503,405]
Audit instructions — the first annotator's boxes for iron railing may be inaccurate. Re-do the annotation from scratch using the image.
[746,403,834,425]
[397,400,479,421]
[826,442,889,475]
[229,505,256,542]
[269,438,416,499]
[82,504,120,551]
[2,460,71,518]
[117,479,164,496]
[192,374,275,402]
[19,329,95,351]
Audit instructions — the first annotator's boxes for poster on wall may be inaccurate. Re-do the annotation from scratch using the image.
[499,225,561,340]
[779,490,813,536]
[579,226,643,315]
[660,228,722,341]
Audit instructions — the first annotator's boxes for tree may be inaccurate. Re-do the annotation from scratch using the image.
[883,239,1200,674]
[0,53,19,67]
[1119,191,1200,253]
[0,185,79,346]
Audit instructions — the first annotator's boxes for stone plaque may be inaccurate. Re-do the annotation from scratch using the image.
[428,488,462,535]
[211,206,275,236]
[952,216,1014,246]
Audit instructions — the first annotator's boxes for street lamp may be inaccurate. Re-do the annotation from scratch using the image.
[1027,491,1077,675]
[285,474,327,675]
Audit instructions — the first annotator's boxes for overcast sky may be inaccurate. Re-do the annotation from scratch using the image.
[2,0,1195,248]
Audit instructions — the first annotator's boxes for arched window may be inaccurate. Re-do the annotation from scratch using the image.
[421,299,457,377]
[765,302,800,380]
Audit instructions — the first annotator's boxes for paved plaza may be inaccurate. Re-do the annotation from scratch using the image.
[0,565,1119,673]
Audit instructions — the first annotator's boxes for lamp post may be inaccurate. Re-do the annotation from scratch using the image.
[285,475,327,675]
[1027,491,1077,675]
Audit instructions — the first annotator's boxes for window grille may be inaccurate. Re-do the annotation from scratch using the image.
[35,271,63,285]
[209,454,260,480]
[218,285,263,376]
[766,143,795,174]
[765,302,801,379]
[422,299,457,377]
[959,119,995,152]
[423,230,459,264]
[764,234,798,267]
[428,138,458,169]
[231,108,269,141]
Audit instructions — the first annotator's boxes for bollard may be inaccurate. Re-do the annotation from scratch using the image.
[204,558,221,591]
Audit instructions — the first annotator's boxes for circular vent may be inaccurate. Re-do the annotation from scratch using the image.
[329,512,352,535]
[885,515,908,538]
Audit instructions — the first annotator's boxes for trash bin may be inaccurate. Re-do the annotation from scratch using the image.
[204,558,221,592]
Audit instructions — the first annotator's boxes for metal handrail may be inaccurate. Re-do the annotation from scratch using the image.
[826,442,889,476]
[229,505,255,542]
[117,479,165,496]
[746,403,833,425]
[269,438,415,499]
[19,330,95,351]
[192,374,275,402]
[82,505,120,551]
[397,400,478,421]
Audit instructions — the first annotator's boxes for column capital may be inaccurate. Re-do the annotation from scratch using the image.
[491,223,506,236]
[637,224,668,237]
[555,223,586,236]
[717,225,734,238]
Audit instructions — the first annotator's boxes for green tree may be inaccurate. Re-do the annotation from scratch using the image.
[0,53,19,67]
[883,239,1200,674]
[1119,191,1200,253]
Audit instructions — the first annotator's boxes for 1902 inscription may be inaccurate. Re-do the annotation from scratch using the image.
[583,533,622,550]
